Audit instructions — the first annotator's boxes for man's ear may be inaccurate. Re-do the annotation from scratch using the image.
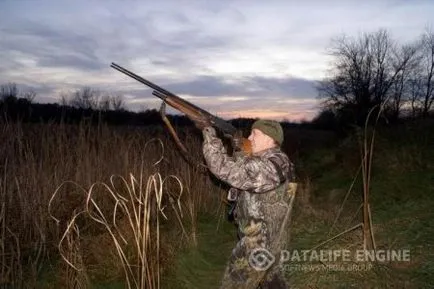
[265,135,276,147]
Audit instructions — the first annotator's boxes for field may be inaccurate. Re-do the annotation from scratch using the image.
[0,119,433,288]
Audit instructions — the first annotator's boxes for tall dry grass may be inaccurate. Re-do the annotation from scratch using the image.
[0,120,224,288]
[49,155,185,289]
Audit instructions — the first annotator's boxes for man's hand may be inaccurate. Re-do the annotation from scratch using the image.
[202,126,217,142]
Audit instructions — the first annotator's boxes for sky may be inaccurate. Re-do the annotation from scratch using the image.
[1,0,433,121]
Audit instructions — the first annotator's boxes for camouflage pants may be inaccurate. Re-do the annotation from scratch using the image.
[220,264,287,289]
[219,220,288,289]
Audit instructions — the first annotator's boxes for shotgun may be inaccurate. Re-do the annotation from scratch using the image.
[110,62,251,154]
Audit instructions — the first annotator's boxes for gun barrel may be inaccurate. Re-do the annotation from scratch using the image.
[111,62,174,99]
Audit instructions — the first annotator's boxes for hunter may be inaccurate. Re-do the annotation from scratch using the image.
[199,119,295,289]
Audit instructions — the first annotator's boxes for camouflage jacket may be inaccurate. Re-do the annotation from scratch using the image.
[202,127,294,249]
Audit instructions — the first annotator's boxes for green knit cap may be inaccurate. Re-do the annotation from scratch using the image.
[251,119,284,146]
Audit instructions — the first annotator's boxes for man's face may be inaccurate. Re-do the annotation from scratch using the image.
[248,128,276,154]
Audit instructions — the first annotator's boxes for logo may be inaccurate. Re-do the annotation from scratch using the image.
[248,248,276,271]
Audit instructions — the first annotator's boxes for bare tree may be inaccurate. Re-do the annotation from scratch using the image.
[319,29,414,124]
[98,95,111,111]
[69,87,100,109]
[418,29,434,117]
[407,76,424,117]
[110,94,125,111]
[60,92,70,106]
[0,83,37,104]
[0,83,19,101]
[386,43,421,119]
[21,90,36,103]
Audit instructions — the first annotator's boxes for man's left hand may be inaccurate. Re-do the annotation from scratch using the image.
[202,126,217,142]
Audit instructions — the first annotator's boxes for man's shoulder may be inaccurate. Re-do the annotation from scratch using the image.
[246,148,290,177]
[243,147,290,168]
[262,147,290,163]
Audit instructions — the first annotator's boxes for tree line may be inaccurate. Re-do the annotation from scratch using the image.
[0,83,169,126]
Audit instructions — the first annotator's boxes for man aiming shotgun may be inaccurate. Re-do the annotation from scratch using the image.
[111,63,296,288]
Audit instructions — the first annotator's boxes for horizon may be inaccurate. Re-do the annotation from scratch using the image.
[1,0,433,121]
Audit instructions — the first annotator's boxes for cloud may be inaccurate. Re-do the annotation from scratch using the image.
[132,74,318,98]
[0,0,433,121]
[107,73,319,113]
[1,21,103,71]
